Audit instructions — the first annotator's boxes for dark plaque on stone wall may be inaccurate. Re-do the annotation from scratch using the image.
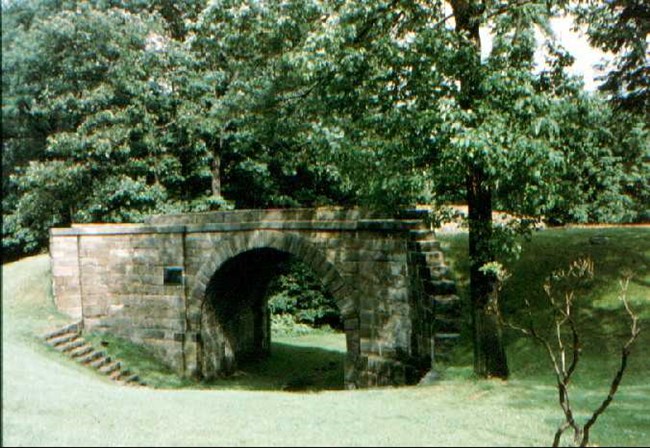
[164,267,184,285]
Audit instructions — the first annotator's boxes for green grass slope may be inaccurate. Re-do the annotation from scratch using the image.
[438,227,650,446]
[2,227,649,446]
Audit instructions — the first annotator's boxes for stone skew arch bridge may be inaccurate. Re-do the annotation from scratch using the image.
[49,208,461,389]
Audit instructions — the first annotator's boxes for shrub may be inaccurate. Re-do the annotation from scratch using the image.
[266,259,342,331]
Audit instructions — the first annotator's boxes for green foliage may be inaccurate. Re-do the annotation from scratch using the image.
[266,259,341,331]
[254,0,648,225]
[221,157,352,209]
[189,0,355,209]
[573,0,649,114]
[3,161,84,255]
[1,4,192,259]
[270,314,313,336]
[536,100,650,224]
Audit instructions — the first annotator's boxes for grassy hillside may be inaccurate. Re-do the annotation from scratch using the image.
[437,227,650,446]
[2,227,649,446]
[439,227,650,380]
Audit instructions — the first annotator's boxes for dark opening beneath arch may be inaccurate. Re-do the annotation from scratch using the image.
[203,248,345,391]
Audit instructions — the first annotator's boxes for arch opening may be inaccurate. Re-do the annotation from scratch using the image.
[198,247,349,390]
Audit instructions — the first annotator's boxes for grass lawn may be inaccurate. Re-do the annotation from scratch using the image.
[2,226,649,446]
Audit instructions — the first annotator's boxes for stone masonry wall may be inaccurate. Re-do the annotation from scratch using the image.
[50,235,83,319]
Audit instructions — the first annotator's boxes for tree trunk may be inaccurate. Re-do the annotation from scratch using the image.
[211,150,221,198]
[467,169,509,378]
[452,0,509,378]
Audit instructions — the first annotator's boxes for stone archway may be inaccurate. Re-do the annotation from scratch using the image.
[187,231,360,388]
[51,208,462,388]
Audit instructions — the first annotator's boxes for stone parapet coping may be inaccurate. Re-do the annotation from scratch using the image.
[145,208,420,225]
[50,219,424,236]
[146,207,431,225]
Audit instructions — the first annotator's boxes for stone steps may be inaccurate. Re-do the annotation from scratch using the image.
[99,361,121,375]
[408,228,462,367]
[69,344,94,358]
[56,338,86,353]
[89,355,113,369]
[44,322,145,387]
[77,350,105,365]
[48,332,79,347]
[42,322,82,340]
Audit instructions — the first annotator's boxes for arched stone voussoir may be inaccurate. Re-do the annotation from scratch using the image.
[320,263,344,290]
[275,232,303,256]
[331,284,358,319]
[223,233,251,256]
[190,280,208,303]
[191,230,357,317]
[301,247,333,279]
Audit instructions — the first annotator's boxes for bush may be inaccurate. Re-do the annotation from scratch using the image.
[266,259,342,331]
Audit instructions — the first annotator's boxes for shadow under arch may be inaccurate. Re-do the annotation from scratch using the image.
[189,231,360,388]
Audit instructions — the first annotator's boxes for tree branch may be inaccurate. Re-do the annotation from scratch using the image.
[580,275,641,447]
[433,0,543,29]
[494,258,641,447]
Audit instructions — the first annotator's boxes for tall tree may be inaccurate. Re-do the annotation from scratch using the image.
[450,0,509,377]
[190,0,353,208]
[279,0,646,378]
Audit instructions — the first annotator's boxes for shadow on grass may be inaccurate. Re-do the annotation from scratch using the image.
[438,228,649,367]
[85,332,345,391]
[205,342,345,392]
